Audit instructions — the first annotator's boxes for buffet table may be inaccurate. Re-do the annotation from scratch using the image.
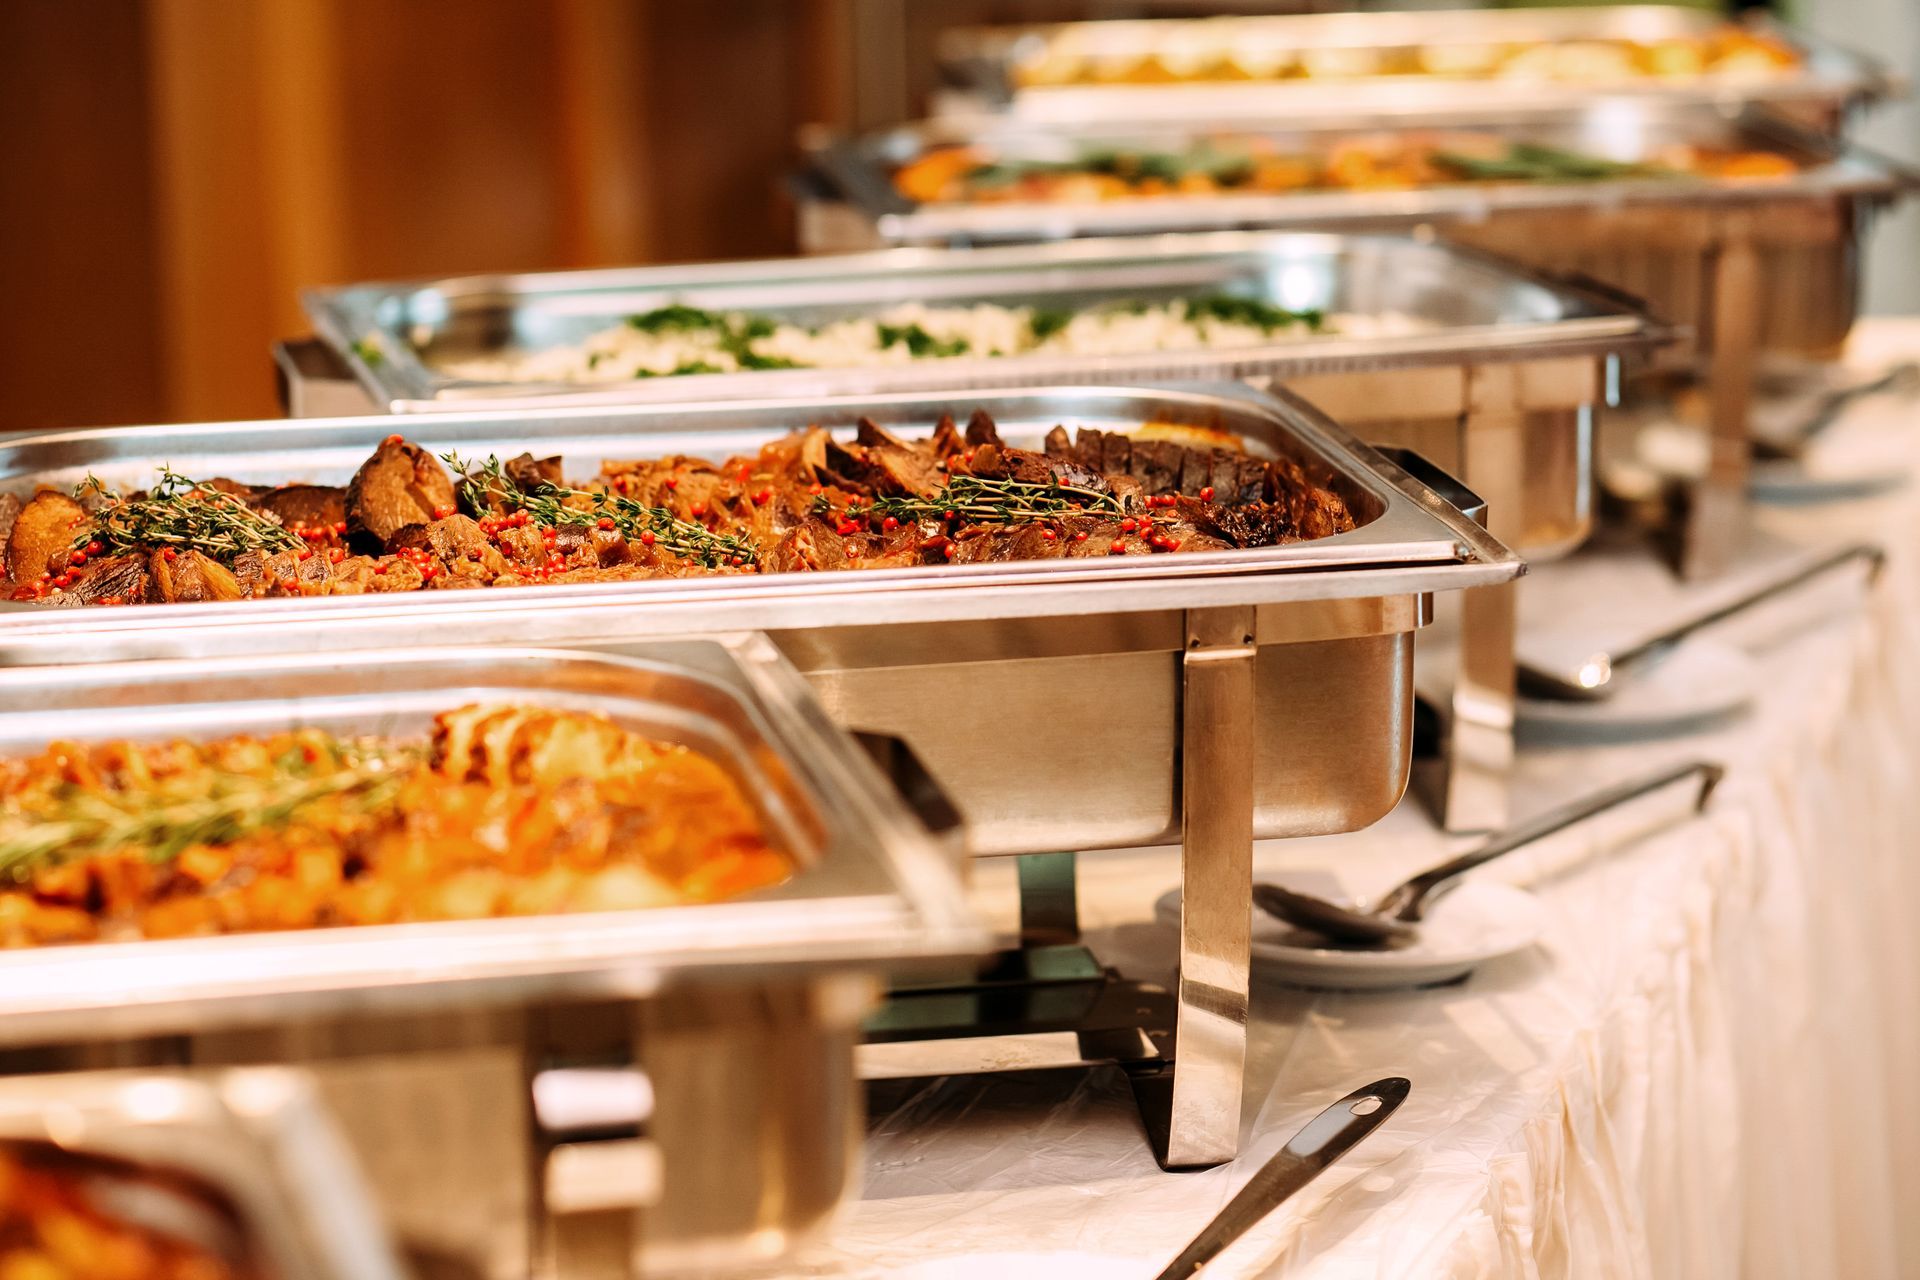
[803,320,1920,1280]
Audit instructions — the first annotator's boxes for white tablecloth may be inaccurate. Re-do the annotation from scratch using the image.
[791,321,1920,1280]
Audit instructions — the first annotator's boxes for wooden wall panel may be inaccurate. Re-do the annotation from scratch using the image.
[2,0,1321,431]
[332,0,569,280]
[0,0,163,433]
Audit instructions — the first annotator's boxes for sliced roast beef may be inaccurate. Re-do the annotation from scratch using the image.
[345,438,456,547]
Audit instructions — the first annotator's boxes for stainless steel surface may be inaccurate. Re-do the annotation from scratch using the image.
[1254,759,1722,946]
[816,103,1917,248]
[1517,542,1884,700]
[0,640,977,1046]
[1150,1076,1411,1280]
[1378,446,1514,833]
[301,232,1667,414]
[0,385,1518,1177]
[0,385,1519,857]
[939,8,1898,130]
[0,384,1514,653]
[0,1067,408,1280]
[1165,605,1256,1169]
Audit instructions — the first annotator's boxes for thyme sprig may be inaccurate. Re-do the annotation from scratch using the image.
[0,741,417,883]
[445,453,758,569]
[811,474,1125,526]
[73,470,301,561]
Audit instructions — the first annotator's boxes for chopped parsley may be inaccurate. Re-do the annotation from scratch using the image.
[876,322,970,359]
[731,349,803,371]
[1183,295,1324,334]
[626,304,727,334]
[1027,308,1073,341]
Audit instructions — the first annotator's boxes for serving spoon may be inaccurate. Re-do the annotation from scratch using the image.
[1151,1077,1410,1280]
[1516,543,1884,701]
[1254,760,1722,947]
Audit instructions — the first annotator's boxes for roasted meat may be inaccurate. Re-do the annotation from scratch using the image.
[345,436,457,546]
[9,411,1357,607]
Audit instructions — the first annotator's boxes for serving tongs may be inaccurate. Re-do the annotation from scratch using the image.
[1517,542,1884,701]
[1151,1077,1409,1280]
[1256,759,1722,947]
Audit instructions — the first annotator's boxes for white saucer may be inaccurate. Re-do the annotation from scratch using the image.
[1153,879,1545,992]
[1516,637,1758,739]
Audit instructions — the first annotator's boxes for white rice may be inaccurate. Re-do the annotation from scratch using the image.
[438,300,1430,386]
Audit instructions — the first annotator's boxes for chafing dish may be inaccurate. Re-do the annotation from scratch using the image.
[810,103,1920,577]
[0,383,1521,1175]
[297,231,1669,560]
[936,6,1899,134]
[0,640,980,1278]
[0,1067,407,1280]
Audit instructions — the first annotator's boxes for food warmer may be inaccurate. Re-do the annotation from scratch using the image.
[934,5,1898,136]
[0,639,980,1278]
[295,232,1666,827]
[809,102,1920,578]
[0,385,1520,1195]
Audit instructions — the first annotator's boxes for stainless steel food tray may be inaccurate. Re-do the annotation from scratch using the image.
[817,101,1918,247]
[936,6,1899,131]
[0,639,978,1278]
[0,641,975,1043]
[0,384,1514,656]
[0,1068,407,1280]
[304,231,1667,413]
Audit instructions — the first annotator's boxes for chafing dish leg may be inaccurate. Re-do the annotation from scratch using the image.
[1158,607,1256,1170]
[1422,581,1517,834]
[1682,231,1760,581]
[1018,852,1080,945]
[625,976,876,1277]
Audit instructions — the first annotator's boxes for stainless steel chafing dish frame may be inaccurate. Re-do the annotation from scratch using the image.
[0,1067,406,1280]
[934,5,1901,134]
[0,383,1522,1176]
[0,638,981,1279]
[302,230,1667,418]
[292,233,1669,835]
[809,104,1920,580]
[814,104,1913,247]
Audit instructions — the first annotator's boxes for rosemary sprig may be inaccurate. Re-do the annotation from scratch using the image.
[811,474,1125,525]
[0,742,416,884]
[74,470,301,561]
[444,453,758,569]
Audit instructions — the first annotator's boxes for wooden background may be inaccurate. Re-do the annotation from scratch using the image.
[0,0,1390,433]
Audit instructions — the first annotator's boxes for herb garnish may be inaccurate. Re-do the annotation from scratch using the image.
[625,304,727,334]
[73,470,302,562]
[0,740,415,882]
[811,475,1124,526]
[876,322,970,359]
[447,453,758,569]
[1183,295,1324,333]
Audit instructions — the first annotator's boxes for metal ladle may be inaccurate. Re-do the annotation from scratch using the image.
[1254,760,1723,947]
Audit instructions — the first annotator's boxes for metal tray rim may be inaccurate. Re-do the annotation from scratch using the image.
[820,105,1920,246]
[303,230,1670,412]
[0,641,983,1042]
[0,383,1519,645]
[937,7,1901,115]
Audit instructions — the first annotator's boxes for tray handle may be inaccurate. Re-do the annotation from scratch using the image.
[1372,446,1488,531]
[851,730,968,864]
